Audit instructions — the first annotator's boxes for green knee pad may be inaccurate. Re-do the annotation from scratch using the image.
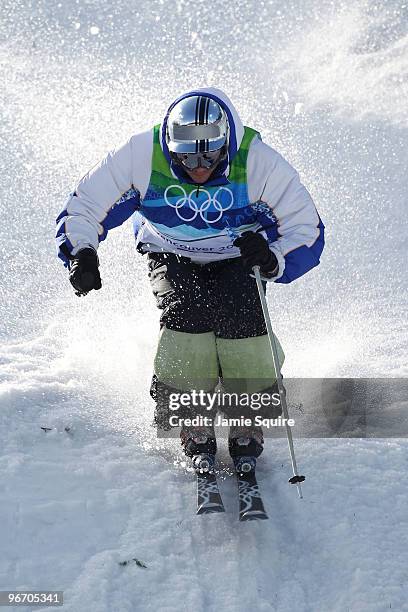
[215,334,285,393]
[154,327,219,391]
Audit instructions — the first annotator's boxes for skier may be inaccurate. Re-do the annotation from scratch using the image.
[56,87,324,476]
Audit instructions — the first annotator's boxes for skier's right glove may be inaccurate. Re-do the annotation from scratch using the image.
[69,248,102,297]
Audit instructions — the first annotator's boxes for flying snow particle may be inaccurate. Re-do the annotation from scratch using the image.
[294,103,304,116]
[90,26,100,36]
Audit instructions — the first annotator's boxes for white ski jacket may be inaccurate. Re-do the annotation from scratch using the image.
[56,87,324,284]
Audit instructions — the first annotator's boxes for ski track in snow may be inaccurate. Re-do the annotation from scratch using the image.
[1,0,408,610]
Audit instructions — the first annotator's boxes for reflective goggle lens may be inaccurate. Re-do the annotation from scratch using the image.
[173,149,222,170]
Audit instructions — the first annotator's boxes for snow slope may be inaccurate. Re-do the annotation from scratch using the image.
[1,1,407,610]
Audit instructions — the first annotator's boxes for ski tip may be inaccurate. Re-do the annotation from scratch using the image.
[239,510,269,522]
[197,504,225,515]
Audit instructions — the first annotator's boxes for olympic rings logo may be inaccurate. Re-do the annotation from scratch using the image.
[164,185,234,223]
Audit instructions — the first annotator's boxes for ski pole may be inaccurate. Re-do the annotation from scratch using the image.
[253,265,305,499]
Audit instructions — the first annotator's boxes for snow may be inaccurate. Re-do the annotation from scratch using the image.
[1,0,407,610]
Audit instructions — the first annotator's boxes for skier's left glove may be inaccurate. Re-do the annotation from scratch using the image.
[233,231,279,278]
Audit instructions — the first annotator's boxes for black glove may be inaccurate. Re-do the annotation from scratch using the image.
[69,248,102,296]
[233,231,279,277]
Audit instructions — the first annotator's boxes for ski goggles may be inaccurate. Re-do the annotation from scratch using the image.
[172,148,223,170]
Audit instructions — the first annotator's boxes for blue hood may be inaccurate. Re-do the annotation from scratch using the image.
[160,87,245,186]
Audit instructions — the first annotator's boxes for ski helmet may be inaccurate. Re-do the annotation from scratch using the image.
[166,95,229,155]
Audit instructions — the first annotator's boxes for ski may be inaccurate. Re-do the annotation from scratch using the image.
[235,458,268,521]
[196,471,225,514]
[194,455,225,515]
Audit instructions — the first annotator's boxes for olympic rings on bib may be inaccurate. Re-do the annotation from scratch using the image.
[164,185,234,223]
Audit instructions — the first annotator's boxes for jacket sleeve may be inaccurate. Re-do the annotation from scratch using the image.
[55,130,153,267]
[247,138,324,284]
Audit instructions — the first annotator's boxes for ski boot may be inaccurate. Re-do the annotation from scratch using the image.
[228,426,264,475]
[181,425,217,474]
